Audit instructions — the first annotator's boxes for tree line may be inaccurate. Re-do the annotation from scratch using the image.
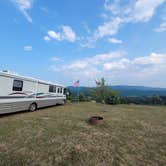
[66,78,166,105]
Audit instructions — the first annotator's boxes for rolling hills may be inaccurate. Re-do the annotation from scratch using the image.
[67,85,166,97]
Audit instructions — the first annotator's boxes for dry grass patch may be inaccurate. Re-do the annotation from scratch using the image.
[0,102,166,165]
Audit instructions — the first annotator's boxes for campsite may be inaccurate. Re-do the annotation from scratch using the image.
[1,0,166,165]
[0,102,166,165]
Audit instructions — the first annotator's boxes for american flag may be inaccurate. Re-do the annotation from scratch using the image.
[73,80,80,87]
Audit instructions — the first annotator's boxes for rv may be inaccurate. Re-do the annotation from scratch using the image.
[0,71,66,114]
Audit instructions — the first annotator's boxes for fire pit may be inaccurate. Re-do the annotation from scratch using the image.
[89,116,104,125]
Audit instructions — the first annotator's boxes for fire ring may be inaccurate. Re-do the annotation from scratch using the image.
[89,116,104,125]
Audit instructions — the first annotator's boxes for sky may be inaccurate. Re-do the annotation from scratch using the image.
[0,0,166,87]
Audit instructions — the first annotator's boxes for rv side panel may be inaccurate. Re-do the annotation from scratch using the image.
[0,76,13,96]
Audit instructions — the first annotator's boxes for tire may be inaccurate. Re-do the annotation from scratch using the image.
[29,103,37,112]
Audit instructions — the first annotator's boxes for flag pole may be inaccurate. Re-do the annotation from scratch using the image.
[73,80,80,103]
[77,86,79,104]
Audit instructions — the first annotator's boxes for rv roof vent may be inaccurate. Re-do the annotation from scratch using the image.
[2,70,9,73]
[2,70,18,75]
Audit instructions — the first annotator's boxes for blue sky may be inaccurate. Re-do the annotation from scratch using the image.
[0,0,166,87]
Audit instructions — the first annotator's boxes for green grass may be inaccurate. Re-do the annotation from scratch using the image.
[0,102,166,166]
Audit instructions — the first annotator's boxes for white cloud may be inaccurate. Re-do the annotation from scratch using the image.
[104,0,165,23]
[48,30,61,41]
[61,26,77,42]
[103,58,129,70]
[104,54,166,87]
[82,22,91,34]
[50,51,126,80]
[50,51,166,87]
[104,0,122,15]
[81,17,123,47]
[130,0,165,22]
[24,45,32,51]
[133,52,166,66]
[108,37,122,44]
[67,51,125,69]
[45,26,77,43]
[82,0,166,47]
[154,21,166,32]
[103,52,166,79]
[11,0,33,23]
[49,65,60,72]
[94,17,123,39]
[80,36,96,48]
[51,57,60,62]
[100,13,109,19]
[68,61,87,70]
[44,36,51,42]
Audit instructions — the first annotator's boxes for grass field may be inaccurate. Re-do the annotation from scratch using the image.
[0,102,166,166]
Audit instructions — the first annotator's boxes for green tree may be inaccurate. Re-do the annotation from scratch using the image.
[94,77,119,104]
[65,88,73,101]
[152,95,162,105]
[79,93,86,101]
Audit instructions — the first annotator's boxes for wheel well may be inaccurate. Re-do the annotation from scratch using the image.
[30,102,38,108]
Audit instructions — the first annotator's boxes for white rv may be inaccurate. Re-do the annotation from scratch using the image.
[0,71,66,114]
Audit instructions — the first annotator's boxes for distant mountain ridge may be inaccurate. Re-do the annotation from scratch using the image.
[67,85,166,97]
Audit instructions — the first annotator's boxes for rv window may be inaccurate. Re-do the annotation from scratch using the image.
[49,85,56,93]
[13,80,23,91]
[64,88,66,95]
[57,88,60,93]
[49,85,54,92]
[53,86,56,93]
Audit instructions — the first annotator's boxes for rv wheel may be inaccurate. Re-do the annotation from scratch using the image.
[29,103,37,112]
